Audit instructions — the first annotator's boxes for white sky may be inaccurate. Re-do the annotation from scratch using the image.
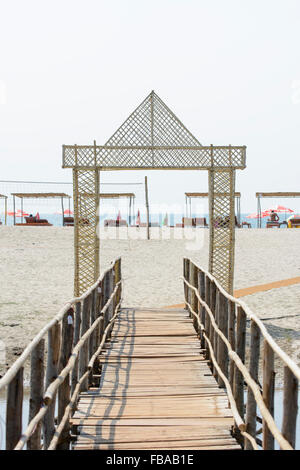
[1,0,300,212]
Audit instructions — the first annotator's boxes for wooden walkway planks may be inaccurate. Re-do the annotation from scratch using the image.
[71,308,240,450]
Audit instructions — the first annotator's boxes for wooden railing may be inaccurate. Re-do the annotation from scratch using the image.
[183,258,299,450]
[0,258,122,450]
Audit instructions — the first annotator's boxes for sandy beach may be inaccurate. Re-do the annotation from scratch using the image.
[0,226,300,380]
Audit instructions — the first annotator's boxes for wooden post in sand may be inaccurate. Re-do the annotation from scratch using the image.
[43,323,61,449]
[28,339,45,450]
[245,320,260,449]
[282,367,298,448]
[6,367,23,450]
[262,340,275,450]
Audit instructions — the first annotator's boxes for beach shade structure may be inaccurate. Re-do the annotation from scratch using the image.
[11,193,71,226]
[0,194,8,225]
[63,90,246,295]
[99,193,135,226]
[256,193,300,228]
[185,192,242,226]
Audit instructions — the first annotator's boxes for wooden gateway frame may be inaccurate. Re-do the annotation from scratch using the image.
[63,91,246,295]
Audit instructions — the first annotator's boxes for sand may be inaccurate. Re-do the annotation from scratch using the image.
[0,226,300,380]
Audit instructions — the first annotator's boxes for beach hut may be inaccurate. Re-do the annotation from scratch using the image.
[256,192,300,228]
[0,194,8,225]
[99,193,135,226]
[11,193,72,226]
[185,192,241,226]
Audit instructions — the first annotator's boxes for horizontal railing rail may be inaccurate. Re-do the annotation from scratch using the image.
[0,257,122,450]
[183,258,299,451]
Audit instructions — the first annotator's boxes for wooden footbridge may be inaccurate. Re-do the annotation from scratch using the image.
[0,258,299,450]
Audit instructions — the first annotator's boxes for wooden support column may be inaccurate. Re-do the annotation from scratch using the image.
[73,150,100,295]
[208,162,236,294]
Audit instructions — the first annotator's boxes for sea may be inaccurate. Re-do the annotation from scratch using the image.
[0,213,291,228]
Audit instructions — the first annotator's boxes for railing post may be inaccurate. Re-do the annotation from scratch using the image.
[71,301,81,397]
[57,308,74,450]
[183,258,190,312]
[203,275,211,360]
[228,300,236,391]
[282,367,298,448]
[79,295,91,392]
[28,339,45,450]
[262,340,275,450]
[190,262,199,332]
[88,289,98,386]
[107,268,114,339]
[213,291,220,381]
[6,367,23,450]
[245,320,260,450]
[43,322,61,449]
[233,306,246,435]
[209,280,217,375]
[199,270,206,351]
[217,293,229,388]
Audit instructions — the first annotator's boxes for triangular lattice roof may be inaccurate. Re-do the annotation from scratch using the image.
[63,91,246,169]
[104,90,202,148]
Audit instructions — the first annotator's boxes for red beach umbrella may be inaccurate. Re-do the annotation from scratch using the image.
[116,210,121,222]
[64,209,73,215]
[264,205,294,215]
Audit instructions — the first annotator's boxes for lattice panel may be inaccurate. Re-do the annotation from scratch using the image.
[73,169,99,296]
[208,170,235,293]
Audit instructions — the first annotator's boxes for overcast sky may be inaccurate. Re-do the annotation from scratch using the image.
[1,0,300,212]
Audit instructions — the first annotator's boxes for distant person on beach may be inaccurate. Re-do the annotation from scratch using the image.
[269,210,279,222]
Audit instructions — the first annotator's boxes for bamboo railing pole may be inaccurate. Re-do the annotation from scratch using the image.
[199,271,207,352]
[27,339,45,450]
[282,366,298,448]
[115,259,121,306]
[190,262,199,333]
[57,309,74,450]
[107,269,114,340]
[234,306,246,424]
[104,271,111,328]
[43,322,61,449]
[78,294,91,392]
[245,320,260,450]
[71,301,81,396]
[217,293,228,388]
[6,367,23,450]
[209,279,216,373]
[228,299,236,391]
[262,339,275,450]
[212,290,220,381]
[183,258,190,312]
[88,289,97,384]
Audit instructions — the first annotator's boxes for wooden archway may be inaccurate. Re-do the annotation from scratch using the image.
[63,91,246,295]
